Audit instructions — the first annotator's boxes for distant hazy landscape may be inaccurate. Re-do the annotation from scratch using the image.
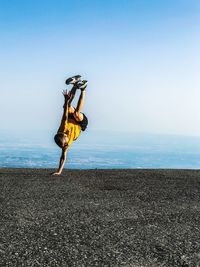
[1,131,200,169]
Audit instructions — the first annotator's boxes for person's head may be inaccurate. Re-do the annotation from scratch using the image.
[54,133,69,149]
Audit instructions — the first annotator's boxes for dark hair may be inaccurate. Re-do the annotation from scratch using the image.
[54,133,65,148]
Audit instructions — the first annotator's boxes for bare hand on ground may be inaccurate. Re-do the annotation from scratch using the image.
[52,172,61,176]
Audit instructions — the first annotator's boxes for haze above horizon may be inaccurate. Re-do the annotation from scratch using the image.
[0,0,200,139]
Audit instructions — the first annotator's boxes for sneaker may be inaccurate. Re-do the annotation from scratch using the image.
[77,80,88,91]
[65,75,81,85]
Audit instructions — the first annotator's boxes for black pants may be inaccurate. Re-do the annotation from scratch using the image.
[80,114,88,131]
[68,112,88,131]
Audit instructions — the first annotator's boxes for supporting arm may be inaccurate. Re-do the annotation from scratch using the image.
[52,148,68,175]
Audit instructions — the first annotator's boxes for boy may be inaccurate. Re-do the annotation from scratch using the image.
[52,75,88,175]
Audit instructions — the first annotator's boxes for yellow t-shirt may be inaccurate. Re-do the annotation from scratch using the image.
[57,117,81,150]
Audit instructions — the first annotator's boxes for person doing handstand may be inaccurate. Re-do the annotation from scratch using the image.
[52,75,88,175]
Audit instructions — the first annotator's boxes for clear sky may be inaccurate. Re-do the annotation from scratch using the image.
[0,0,200,139]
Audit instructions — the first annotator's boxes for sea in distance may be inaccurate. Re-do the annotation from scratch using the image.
[1,130,200,169]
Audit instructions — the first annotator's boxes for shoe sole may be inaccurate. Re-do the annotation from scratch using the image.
[78,80,88,90]
[65,75,81,85]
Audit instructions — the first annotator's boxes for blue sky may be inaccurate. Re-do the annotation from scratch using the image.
[0,0,200,139]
